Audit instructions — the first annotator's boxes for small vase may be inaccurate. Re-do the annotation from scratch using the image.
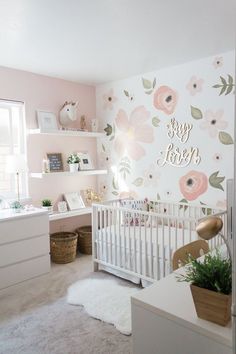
[69,163,79,172]
[42,206,53,214]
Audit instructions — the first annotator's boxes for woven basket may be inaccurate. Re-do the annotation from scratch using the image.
[76,226,92,255]
[50,232,78,264]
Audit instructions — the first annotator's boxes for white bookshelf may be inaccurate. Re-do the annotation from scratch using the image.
[49,207,92,221]
[30,169,107,178]
[28,129,105,138]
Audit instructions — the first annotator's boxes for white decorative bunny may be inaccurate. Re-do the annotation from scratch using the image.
[59,101,78,127]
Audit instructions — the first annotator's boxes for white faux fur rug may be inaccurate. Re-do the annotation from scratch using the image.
[67,277,140,335]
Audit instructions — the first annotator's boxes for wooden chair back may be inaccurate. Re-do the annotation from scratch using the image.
[172,240,209,271]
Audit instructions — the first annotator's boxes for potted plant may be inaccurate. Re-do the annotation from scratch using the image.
[41,199,53,214]
[10,200,23,213]
[67,153,80,172]
[178,251,232,326]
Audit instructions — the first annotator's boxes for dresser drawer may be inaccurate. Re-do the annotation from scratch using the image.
[0,214,49,245]
[0,255,50,290]
[0,234,49,267]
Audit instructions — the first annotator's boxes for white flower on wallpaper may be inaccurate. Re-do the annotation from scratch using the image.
[212,153,222,162]
[143,164,161,187]
[199,109,227,138]
[186,76,204,96]
[213,56,223,69]
[103,88,117,110]
[98,148,112,169]
[114,106,154,161]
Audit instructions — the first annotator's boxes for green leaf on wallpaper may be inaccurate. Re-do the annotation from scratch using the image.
[104,123,112,136]
[109,136,115,141]
[156,193,161,200]
[218,131,234,145]
[145,89,154,95]
[200,202,212,215]
[152,117,160,127]
[190,106,203,120]
[153,77,157,89]
[112,191,119,196]
[179,199,188,210]
[132,177,144,187]
[212,74,235,96]
[142,78,152,90]
[124,90,129,97]
[209,171,225,191]
[112,177,119,190]
[102,144,106,152]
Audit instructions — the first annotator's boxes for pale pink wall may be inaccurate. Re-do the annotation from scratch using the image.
[0,66,96,232]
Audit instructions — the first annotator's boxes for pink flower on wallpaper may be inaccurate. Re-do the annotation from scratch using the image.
[186,76,204,96]
[179,170,208,201]
[153,86,178,115]
[143,164,161,187]
[213,56,223,69]
[119,190,138,199]
[114,106,154,161]
[103,89,117,110]
[199,109,227,138]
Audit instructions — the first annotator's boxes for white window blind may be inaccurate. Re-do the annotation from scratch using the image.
[0,100,28,199]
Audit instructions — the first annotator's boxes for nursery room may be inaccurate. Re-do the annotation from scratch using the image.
[0,1,235,354]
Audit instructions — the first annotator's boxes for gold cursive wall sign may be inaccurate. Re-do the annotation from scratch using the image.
[157,118,201,168]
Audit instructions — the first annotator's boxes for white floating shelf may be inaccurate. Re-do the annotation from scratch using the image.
[30,169,107,178]
[49,207,92,221]
[28,129,105,138]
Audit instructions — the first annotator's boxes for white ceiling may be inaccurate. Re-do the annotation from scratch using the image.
[0,0,235,85]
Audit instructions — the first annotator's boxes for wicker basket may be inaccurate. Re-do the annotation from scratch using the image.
[76,226,92,255]
[50,232,78,264]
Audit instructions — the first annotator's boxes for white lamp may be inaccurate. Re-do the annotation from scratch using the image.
[6,154,28,203]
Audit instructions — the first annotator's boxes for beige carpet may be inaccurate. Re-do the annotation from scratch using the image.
[0,256,132,354]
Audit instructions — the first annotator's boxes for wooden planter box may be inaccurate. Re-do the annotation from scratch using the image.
[190,284,232,326]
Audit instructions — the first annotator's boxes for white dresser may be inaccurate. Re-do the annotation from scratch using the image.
[0,208,50,290]
[131,265,232,354]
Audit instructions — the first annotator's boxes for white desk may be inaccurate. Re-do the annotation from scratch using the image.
[0,208,50,290]
[131,261,232,354]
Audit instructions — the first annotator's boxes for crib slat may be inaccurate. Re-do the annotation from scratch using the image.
[118,209,121,267]
[133,216,137,273]
[139,214,142,275]
[109,209,112,264]
[150,215,153,279]
[104,207,108,263]
[162,217,165,278]
[128,212,131,270]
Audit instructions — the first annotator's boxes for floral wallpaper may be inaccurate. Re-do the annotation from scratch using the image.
[96,51,235,208]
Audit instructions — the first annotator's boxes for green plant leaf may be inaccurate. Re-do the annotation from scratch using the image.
[112,177,119,190]
[218,131,234,145]
[226,85,233,95]
[153,77,156,89]
[109,135,115,141]
[190,106,203,119]
[209,171,225,191]
[112,191,119,196]
[219,85,227,96]
[156,193,161,200]
[142,77,152,90]
[152,116,160,127]
[102,144,105,152]
[228,74,234,85]
[179,198,188,210]
[220,76,227,85]
[104,123,112,136]
[212,84,222,88]
[124,90,129,97]
[132,177,144,187]
[200,201,212,215]
[145,89,153,95]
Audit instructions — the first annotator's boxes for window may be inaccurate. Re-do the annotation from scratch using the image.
[0,100,28,199]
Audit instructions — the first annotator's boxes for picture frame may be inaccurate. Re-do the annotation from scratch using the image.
[46,153,64,172]
[37,110,58,132]
[57,201,68,213]
[77,152,93,170]
[64,192,85,210]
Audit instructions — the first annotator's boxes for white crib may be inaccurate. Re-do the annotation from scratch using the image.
[92,199,227,286]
